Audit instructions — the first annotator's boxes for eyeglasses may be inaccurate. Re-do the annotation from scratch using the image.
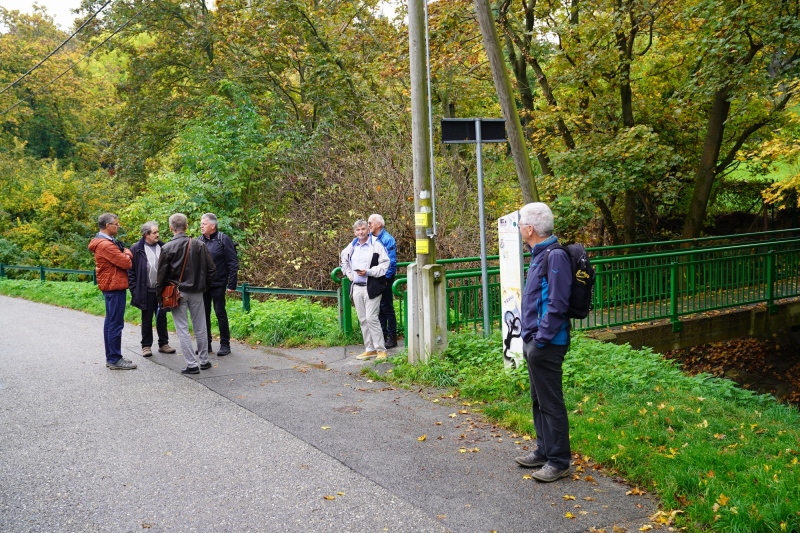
[107,223,120,227]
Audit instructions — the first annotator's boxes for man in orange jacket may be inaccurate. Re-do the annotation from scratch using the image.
[88,213,136,370]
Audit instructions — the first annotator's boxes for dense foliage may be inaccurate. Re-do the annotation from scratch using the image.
[1,0,799,284]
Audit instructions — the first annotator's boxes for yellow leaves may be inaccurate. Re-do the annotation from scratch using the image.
[650,510,683,525]
[321,426,331,430]
[626,487,647,496]
[697,419,709,428]
[448,413,457,418]
[522,474,532,480]
[639,408,648,415]
[417,434,427,442]
[323,495,335,500]
[639,525,653,531]
[564,512,576,519]
[716,493,730,507]
[563,494,576,500]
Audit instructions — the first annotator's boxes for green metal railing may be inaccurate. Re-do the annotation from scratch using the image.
[6,229,800,340]
[0,263,96,283]
[0,263,345,330]
[333,236,800,339]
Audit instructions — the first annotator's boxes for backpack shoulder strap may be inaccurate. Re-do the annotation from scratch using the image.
[540,243,566,278]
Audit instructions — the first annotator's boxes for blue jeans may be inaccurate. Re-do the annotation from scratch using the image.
[103,290,127,364]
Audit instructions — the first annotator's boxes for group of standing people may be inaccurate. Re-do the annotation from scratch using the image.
[89,212,239,375]
[340,214,398,360]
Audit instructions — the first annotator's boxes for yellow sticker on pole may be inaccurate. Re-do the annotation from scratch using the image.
[416,239,430,254]
[415,212,431,227]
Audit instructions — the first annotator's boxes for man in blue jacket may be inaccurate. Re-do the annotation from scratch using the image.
[199,213,239,356]
[368,213,398,348]
[515,202,574,483]
[128,221,175,357]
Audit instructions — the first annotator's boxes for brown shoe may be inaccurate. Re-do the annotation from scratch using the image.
[158,344,176,354]
[375,351,388,360]
[142,346,153,357]
[356,351,377,360]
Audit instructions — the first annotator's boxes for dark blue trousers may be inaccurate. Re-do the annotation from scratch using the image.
[378,276,396,338]
[141,290,169,348]
[103,290,127,364]
[524,341,571,470]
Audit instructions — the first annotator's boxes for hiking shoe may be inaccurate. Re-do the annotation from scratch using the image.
[158,344,176,354]
[142,347,153,357]
[181,366,200,375]
[385,336,398,349]
[107,359,137,370]
[217,345,231,356]
[199,362,212,370]
[531,464,574,483]
[375,351,388,360]
[356,351,377,360]
[515,451,547,468]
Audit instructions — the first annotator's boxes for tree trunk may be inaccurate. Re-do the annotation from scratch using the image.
[473,0,539,203]
[682,87,731,239]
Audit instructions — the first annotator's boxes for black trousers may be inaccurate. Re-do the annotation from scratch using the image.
[378,276,396,338]
[141,290,169,348]
[523,341,571,470]
[204,285,230,347]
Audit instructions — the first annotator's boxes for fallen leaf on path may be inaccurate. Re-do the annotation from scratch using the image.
[418,434,427,441]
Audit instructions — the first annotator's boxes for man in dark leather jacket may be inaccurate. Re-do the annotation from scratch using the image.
[199,213,239,356]
[128,221,175,357]
[156,213,216,375]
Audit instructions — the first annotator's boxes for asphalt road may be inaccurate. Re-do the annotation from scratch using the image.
[0,295,656,532]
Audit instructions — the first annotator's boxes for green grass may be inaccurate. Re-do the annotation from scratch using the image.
[369,332,800,533]
[0,278,359,347]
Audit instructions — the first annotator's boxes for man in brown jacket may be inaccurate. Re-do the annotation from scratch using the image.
[88,213,137,370]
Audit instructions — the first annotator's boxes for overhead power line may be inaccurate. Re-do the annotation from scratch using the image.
[0,0,155,117]
[0,0,113,98]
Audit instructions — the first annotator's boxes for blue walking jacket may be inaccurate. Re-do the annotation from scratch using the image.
[520,236,572,346]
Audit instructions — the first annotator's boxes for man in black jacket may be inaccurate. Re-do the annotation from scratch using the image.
[128,221,175,357]
[199,212,239,356]
[157,213,216,375]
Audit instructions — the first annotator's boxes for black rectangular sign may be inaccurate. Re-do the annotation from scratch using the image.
[441,118,507,144]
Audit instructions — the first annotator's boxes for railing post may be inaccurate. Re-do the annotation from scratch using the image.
[39,265,46,282]
[341,276,352,336]
[92,271,97,285]
[0,263,5,278]
[670,262,682,332]
[766,250,777,314]
[241,283,251,313]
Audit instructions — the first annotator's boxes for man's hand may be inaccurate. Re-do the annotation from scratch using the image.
[355,269,367,276]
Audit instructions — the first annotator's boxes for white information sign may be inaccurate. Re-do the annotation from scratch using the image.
[498,211,525,369]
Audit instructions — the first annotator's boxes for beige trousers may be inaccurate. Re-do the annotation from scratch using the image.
[352,284,385,352]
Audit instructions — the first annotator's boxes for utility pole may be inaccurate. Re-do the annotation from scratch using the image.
[473,0,539,203]
[407,0,447,363]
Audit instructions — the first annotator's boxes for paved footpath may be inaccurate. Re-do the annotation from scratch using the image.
[0,296,656,532]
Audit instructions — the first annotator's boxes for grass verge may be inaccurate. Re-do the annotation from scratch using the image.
[0,278,360,347]
[366,332,800,533]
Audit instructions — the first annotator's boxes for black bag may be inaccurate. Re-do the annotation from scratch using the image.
[540,243,595,319]
[366,251,387,298]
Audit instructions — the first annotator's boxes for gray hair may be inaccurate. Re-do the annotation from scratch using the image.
[169,213,188,232]
[352,219,367,230]
[519,202,554,237]
[368,213,385,227]
[141,221,159,237]
[97,213,118,229]
[201,213,218,227]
